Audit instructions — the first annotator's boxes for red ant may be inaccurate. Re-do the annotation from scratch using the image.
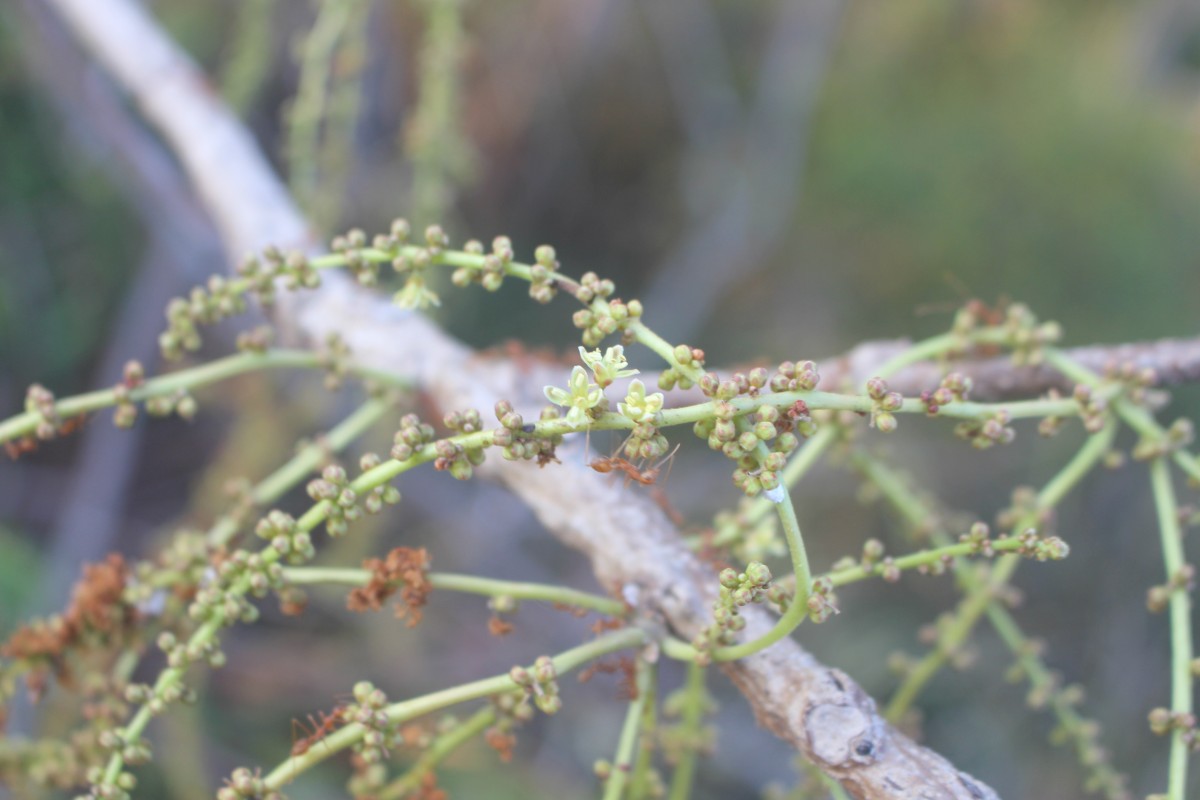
[589,443,679,488]
[291,706,346,756]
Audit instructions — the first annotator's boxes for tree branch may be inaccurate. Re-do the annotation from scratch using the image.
[44,1,1184,796]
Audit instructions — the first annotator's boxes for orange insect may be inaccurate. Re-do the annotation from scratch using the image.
[291,706,346,756]
[589,444,679,487]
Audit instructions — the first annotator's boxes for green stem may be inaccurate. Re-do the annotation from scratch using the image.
[822,534,1036,589]
[1150,458,1193,800]
[666,661,706,800]
[705,425,838,550]
[377,705,496,800]
[280,566,627,617]
[872,333,960,378]
[602,659,653,800]
[882,422,1116,720]
[628,663,658,800]
[208,397,391,548]
[708,490,811,662]
[286,0,356,209]
[652,391,1082,430]
[408,0,468,225]
[0,349,407,444]
[263,627,648,789]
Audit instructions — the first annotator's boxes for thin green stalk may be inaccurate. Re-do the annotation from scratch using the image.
[822,534,1035,588]
[651,390,1081,430]
[660,488,813,663]
[99,402,399,787]
[883,422,1116,720]
[666,661,706,800]
[0,349,407,444]
[1,350,307,443]
[207,397,392,547]
[712,490,810,662]
[378,705,496,800]
[220,0,276,111]
[101,613,227,785]
[1150,458,1192,800]
[1042,347,1200,485]
[287,0,357,213]
[280,566,628,616]
[705,425,839,550]
[263,627,648,789]
[851,449,1129,796]
[408,0,470,225]
[602,659,653,800]
[872,333,961,379]
[628,664,658,800]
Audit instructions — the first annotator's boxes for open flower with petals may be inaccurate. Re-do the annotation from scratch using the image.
[617,379,663,424]
[544,366,605,429]
[579,345,638,389]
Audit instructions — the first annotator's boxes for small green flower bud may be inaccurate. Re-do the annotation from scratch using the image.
[745,562,771,586]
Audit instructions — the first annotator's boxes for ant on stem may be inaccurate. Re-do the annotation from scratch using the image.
[291,706,346,757]
[589,443,679,487]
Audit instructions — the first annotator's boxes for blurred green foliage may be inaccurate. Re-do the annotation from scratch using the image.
[805,2,1200,342]
[0,12,140,398]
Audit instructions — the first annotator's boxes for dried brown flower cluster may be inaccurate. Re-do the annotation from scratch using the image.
[347,547,433,626]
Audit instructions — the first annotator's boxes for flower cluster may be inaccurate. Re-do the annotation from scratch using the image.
[254,510,314,565]
[487,690,536,761]
[1000,304,1062,366]
[1147,706,1200,754]
[657,344,706,391]
[24,384,60,439]
[143,388,197,421]
[189,549,284,629]
[570,272,643,347]
[919,372,972,415]
[830,538,901,583]
[345,681,398,765]
[391,413,436,462]
[316,332,353,390]
[996,486,1052,533]
[346,547,433,626]
[390,224,448,309]
[865,376,904,433]
[954,409,1015,450]
[217,767,285,800]
[492,401,561,464]
[111,361,145,429]
[1132,417,1194,461]
[693,382,803,497]
[307,465,361,536]
[432,433,487,481]
[458,236,509,292]
[1146,564,1194,614]
[509,656,562,715]
[161,248,317,360]
[691,563,773,663]
[1014,528,1070,562]
[804,576,839,624]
